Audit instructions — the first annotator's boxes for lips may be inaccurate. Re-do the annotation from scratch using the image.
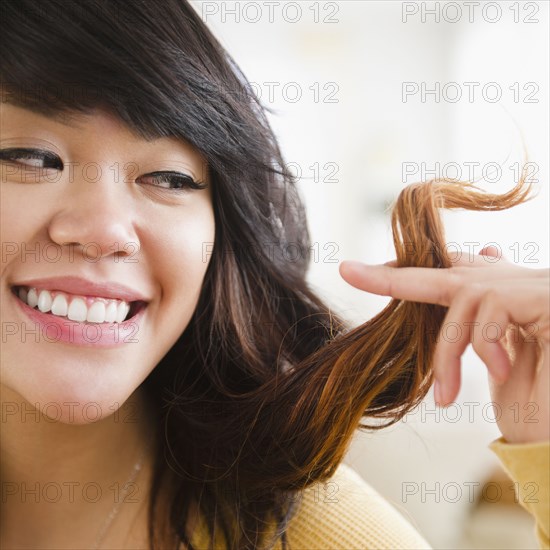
[10,276,150,325]
[11,275,150,302]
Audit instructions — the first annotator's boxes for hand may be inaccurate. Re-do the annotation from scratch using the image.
[339,248,549,444]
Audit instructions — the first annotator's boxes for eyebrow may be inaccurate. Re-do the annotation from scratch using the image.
[49,111,83,127]
[33,108,83,128]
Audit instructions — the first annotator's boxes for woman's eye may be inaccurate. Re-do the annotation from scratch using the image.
[0,149,207,193]
[139,171,207,191]
[0,148,63,170]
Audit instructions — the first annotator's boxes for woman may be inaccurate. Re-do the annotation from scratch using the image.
[0,1,547,549]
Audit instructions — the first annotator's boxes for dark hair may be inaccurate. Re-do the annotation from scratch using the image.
[1,1,534,549]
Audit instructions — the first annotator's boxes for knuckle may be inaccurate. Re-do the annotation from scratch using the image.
[471,338,485,358]
[454,280,486,304]
[441,270,462,304]
[480,286,504,305]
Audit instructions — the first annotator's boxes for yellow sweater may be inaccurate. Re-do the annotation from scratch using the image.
[190,437,550,549]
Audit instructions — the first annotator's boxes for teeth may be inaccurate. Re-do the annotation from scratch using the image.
[27,288,38,308]
[68,298,87,322]
[87,301,106,323]
[105,302,118,323]
[37,290,53,313]
[18,287,133,324]
[116,302,130,324]
[51,294,68,317]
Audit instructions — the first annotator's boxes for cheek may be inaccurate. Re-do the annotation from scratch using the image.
[0,187,33,264]
[0,185,60,273]
[145,201,215,333]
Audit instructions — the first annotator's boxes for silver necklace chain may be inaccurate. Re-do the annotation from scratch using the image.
[91,446,148,550]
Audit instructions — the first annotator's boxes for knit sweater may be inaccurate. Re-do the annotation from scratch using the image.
[189,437,550,549]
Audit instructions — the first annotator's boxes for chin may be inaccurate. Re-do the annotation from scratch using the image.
[1,352,151,425]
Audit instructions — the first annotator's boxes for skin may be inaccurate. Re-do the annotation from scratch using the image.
[340,247,550,444]
[0,103,214,548]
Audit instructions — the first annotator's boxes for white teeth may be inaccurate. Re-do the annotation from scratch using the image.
[19,286,134,324]
[105,302,118,323]
[67,298,88,322]
[87,301,106,323]
[51,294,69,317]
[27,288,39,308]
[37,290,53,313]
[115,302,130,324]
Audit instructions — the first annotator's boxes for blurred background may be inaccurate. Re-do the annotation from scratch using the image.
[194,1,549,548]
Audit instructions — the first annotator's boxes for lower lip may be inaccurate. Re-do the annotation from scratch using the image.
[12,292,147,348]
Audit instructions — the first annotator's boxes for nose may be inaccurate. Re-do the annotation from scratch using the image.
[47,165,140,262]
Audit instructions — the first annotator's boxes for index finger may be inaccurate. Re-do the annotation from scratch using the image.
[339,261,459,307]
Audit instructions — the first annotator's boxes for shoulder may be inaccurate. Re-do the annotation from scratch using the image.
[284,462,432,550]
[188,462,432,549]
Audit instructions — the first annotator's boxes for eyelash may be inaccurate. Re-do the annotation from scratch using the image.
[0,148,62,169]
[0,148,207,191]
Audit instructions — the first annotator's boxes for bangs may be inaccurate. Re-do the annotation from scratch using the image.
[1,83,136,134]
[0,0,262,169]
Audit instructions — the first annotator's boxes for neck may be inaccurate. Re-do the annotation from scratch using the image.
[0,383,158,549]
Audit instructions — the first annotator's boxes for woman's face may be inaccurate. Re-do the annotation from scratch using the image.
[0,103,215,423]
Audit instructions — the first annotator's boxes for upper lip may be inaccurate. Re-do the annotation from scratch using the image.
[11,276,150,303]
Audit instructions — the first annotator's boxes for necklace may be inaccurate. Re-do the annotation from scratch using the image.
[91,445,148,550]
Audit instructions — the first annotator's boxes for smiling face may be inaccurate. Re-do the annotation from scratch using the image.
[0,103,215,423]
